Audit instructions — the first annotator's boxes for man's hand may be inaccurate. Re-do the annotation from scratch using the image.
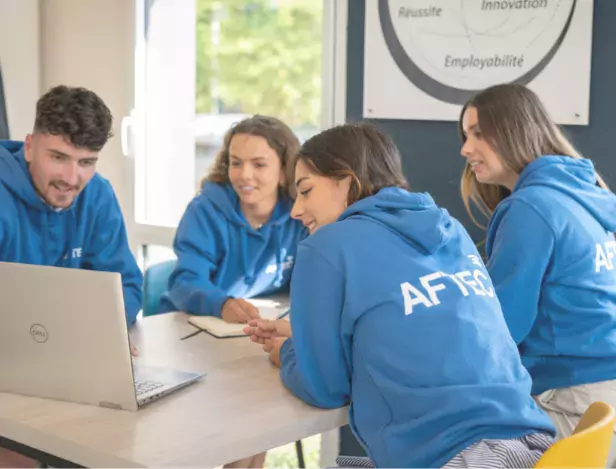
[130,342,139,357]
[221,298,260,323]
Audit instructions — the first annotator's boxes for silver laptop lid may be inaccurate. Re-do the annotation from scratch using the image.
[0,262,139,411]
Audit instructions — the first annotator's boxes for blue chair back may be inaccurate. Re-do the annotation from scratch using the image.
[143,259,176,316]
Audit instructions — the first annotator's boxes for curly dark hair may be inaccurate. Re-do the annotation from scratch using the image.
[34,85,113,151]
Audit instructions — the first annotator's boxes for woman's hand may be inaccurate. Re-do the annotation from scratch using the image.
[243,319,292,344]
[263,338,287,368]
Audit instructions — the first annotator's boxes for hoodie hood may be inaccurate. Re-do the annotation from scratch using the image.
[0,140,49,210]
[199,181,295,284]
[338,187,455,255]
[514,156,616,232]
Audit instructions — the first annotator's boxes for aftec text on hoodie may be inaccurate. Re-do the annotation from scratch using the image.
[277,187,555,468]
[486,155,616,395]
[159,181,306,316]
[0,140,143,324]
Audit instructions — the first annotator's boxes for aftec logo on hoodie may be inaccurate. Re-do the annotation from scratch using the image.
[265,255,294,274]
[595,240,616,272]
[62,247,83,261]
[400,254,495,315]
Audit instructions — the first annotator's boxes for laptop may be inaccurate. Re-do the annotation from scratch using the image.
[0,262,203,411]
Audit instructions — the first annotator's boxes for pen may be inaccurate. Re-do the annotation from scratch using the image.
[180,328,204,341]
[277,309,290,320]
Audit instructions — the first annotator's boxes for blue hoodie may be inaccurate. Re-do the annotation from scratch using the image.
[279,187,554,468]
[0,141,143,325]
[486,155,616,395]
[159,181,306,315]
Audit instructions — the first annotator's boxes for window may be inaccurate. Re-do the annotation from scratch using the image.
[126,1,346,463]
[127,0,345,233]
[195,0,324,187]
[129,0,197,229]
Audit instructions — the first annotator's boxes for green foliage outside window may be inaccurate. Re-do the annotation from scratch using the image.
[196,0,323,130]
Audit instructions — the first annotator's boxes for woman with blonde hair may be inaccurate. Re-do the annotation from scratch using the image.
[459,83,616,460]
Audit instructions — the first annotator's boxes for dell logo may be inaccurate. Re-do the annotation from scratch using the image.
[30,324,48,343]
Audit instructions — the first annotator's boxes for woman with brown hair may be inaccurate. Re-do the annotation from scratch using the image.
[160,115,306,467]
[160,114,305,320]
[245,123,555,468]
[459,83,616,460]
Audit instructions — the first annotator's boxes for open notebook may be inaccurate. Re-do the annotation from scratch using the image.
[187,295,290,338]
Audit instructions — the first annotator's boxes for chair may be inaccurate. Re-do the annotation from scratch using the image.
[142,259,176,316]
[140,260,306,467]
[534,401,616,468]
[335,402,616,469]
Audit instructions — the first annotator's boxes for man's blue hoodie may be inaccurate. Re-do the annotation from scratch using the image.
[159,181,306,315]
[278,187,554,468]
[486,155,616,395]
[0,141,143,325]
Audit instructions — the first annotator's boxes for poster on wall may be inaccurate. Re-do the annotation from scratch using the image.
[363,0,594,125]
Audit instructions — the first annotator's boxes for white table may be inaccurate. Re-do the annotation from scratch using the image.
[0,313,348,467]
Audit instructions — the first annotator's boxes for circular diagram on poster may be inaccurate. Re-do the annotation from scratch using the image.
[378,0,577,104]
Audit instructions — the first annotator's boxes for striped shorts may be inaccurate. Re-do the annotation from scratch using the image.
[335,432,554,468]
[443,432,554,468]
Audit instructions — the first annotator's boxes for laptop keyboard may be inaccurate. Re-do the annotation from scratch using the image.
[134,380,165,396]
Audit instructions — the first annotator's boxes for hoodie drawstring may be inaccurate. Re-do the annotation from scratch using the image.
[273,226,284,287]
[241,225,285,287]
[41,211,48,264]
[240,228,254,284]
[69,210,78,267]
[41,209,78,267]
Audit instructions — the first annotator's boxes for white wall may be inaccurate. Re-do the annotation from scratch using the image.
[137,0,196,228]
[0,0,40,139]
[0,0,135,222]
[40,0,135,218]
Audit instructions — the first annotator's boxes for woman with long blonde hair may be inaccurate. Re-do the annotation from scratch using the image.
[460,83,616,461]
